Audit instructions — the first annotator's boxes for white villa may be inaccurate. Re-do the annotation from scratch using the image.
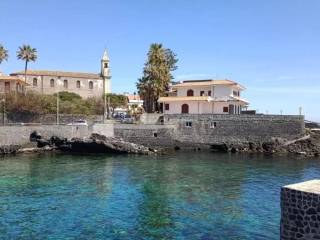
[158,79,249,114]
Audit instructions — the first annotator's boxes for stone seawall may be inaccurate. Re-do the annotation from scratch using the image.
[0,114,306,150]
[0,125,89,146]
[281,180,320,239]
[114,124,176,148]
[164,114,305,143]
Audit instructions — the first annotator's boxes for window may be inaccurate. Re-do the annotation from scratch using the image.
[76,81,81,88]
[200,91,205,96]
[187,89,194,96]
[33,78,37,86]
[165,104,169,110]
[63,79,68,88]
[181,104,189,114]
[104,62,108,68]
[210,122,217,128]
[50,79,55,87]
[223,107,229,113]
[208,90,211,96]
[89,81,93,89]
[233,90,240,96]
[185,121,192,128]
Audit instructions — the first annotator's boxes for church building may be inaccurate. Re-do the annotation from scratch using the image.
[10,50,111,99]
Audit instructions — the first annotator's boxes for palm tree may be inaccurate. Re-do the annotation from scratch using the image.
[17,45,37,82]
[0,44,9,65]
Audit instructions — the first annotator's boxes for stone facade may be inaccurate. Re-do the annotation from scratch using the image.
[281,180,320,240]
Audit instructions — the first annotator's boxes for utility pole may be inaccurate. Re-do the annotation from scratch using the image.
[1,98,5,126]
[104,92,107,123]
[56,91,59,125]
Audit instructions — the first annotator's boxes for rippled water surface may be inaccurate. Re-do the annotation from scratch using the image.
[0,152,319,239]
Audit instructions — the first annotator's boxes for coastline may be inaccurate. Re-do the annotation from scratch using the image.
[1,129,319,158]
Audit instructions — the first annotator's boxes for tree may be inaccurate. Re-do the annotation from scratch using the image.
[0,44,9,65]
[137,43,178,113]
[105,93,128,115]
[17,44,37,82]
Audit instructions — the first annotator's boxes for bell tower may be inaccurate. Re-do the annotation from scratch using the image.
[101,49,111,93]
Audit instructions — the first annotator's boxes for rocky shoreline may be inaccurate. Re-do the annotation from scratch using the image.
[1,130,320,157]
[210,129,320,157]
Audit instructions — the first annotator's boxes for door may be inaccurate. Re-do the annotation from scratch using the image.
[229,104,234,114]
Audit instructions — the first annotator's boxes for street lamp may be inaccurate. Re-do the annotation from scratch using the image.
[1,98,5,126]
[56,79,63,125]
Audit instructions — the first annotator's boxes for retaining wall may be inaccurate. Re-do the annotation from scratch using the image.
[139,113,163,124]
[164,114,305,143]
[114,124,176,148]
[0,125,89,146]
[281,180,320,240]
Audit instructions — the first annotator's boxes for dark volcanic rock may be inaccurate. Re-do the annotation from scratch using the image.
[57,133,155,155]
[30,131,42,142]
[37,139,51,148]
[0,145,21,154]
[210,143,229,152]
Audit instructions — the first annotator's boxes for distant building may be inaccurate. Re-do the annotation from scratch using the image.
[10,50,111,99]
[125,93,144,109]
[0,73,28,94]
[158,79,248,114]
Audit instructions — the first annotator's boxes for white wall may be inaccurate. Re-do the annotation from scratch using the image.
[177,86,212,97]
[163,101,231,114]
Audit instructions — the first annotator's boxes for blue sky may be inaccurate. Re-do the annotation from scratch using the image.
[0,0,320,121]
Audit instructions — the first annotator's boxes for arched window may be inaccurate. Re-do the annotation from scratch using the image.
[187,89,194,96]
[181,104,189,114]
[63,79,68,88]
[33,78,37,86]
[104,62,108,68]
[50,79,55,87]
[89,81,93,89]
[76,81,81,88]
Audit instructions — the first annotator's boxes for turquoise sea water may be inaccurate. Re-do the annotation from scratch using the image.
[0,152,319,240]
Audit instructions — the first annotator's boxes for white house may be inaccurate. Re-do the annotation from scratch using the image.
[158,79,248,114]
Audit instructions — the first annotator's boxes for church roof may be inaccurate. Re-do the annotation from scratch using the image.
[10,70,101,79]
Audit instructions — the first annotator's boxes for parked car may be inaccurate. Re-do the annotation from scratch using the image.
[121,116,134,124]
[67,120,88,126]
